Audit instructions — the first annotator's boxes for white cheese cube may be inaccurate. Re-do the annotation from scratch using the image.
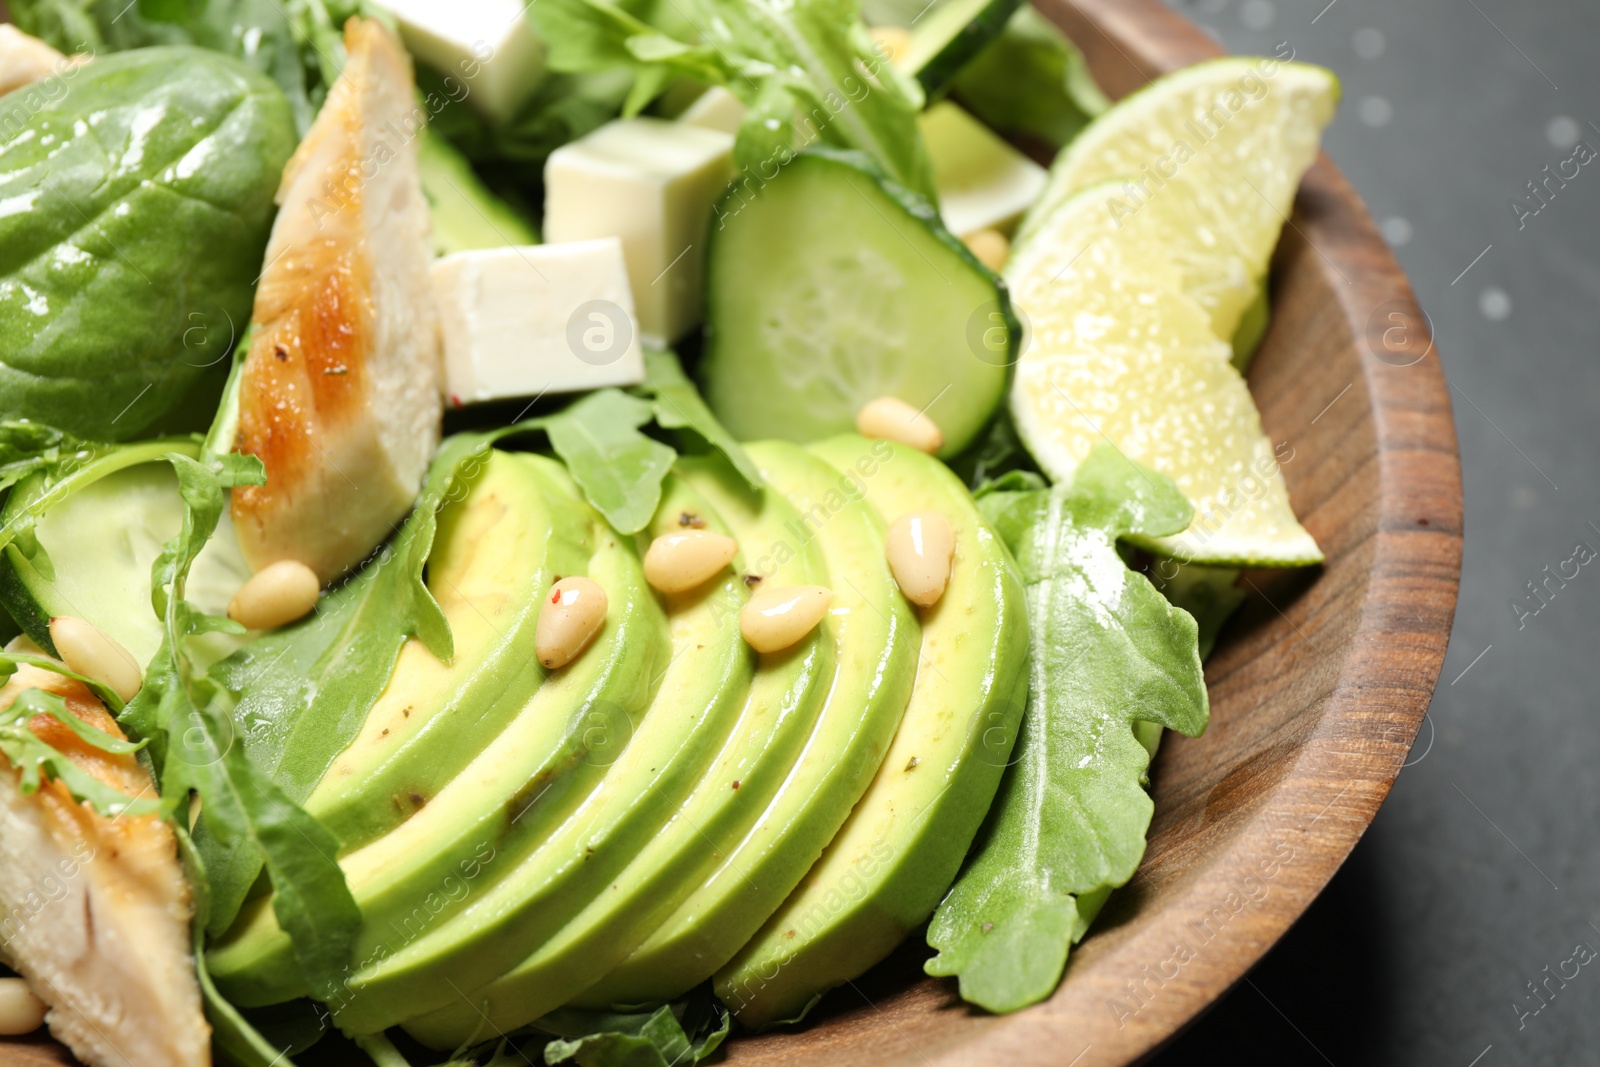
[920,102,1049,238]
[376,0,545,123]
[679,87,746,135]
[431,239,645,405]
[544,118,736,344]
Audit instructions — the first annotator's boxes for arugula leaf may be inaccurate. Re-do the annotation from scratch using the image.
[0,423,104,578]
[0,684,159,818]
[119,451,361,1005]
[0,651,131,715]
[533,996,730,1067]
[197,436,481,932]
[422,66,637,173]
[543,390,677,535]
[635,350,762,490]
[925,445,1208,1013]
[531,0,936,200]
[179,834,302,1067]
[1153,563,1245,663]
[950,6,1109,151]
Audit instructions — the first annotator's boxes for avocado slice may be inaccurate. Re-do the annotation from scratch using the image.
[305,451,591,851]
[208,453,672,1007]
[420,130,540,255]
[402,454,838,1046]
[716,436,1031,1028]
[573,440,920,1007]
[328,472,758,1033]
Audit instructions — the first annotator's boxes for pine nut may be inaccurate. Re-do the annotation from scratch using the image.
[886,511,955,607]
[48,616,140,704]
[963,228,1011,273]
[228,559,321,631]
[740,585,831,653]
[0,977,45,1036]
[869,25,913,66]
[537,577,608,669]
[643,530,739,594]
[856,397,943,455]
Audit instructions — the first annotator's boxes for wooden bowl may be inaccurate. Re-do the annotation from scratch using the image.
[0,0,1461,1064]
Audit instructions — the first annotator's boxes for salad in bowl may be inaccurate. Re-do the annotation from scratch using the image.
[0,0,1336,1062]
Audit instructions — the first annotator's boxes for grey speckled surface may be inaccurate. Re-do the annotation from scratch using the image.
[1151,1,1600,1064]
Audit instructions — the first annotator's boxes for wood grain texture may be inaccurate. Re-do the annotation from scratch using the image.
[0,0,1462,1064]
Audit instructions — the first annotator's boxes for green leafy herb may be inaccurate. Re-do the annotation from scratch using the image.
[531,996,731,1067]
[543,390,678,535]
[925,445,1209,1013]
[531,0,937,200]
[420,66,637,174]
[1152,563,1245,662]
[0,680,158,819]
[950,6,1110,151]
[0,422,104,578]
[10,0,386,134]
[196,436,483,932]
[0,49,296,441]
[177,827,315,1067]
[635,350,762,490]
[119,450,361,1005]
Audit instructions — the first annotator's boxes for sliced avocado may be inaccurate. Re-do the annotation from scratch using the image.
[0,439,252,668]
[402,454,837,1048]
[716,436,1030,1028]
[419,130,540,255]
[573,440,919,1007]
[208,453,672,1007]
[330,473,758,1034]
[303,453,586,851]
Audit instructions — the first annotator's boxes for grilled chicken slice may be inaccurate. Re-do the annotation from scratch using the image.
[0,26,72,96]
[232,18,443,583]
[0,666,209,1067]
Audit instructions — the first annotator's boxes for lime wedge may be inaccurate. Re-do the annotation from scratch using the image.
[1016,58,1339,338]
[1006,58,1337,568]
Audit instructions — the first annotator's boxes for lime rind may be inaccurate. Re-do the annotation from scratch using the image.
[1008,178,1326,567]
[1006,58,1337,567]
[1017,56,1340,248]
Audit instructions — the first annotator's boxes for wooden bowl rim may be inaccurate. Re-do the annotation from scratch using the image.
[0,2,1462,1066]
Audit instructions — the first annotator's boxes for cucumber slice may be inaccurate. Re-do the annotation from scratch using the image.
[703,148,1018,459]
[902,0,1026,96]
[0,441,252,667]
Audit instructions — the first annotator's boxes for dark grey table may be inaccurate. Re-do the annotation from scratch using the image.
[1151,0,1600,1064]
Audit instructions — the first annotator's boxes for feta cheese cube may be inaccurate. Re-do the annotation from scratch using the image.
[431,239,645,405]
[376,0,545,123]
[920,102,1048,238]
[544,118,736,343]
[679,87,746,135]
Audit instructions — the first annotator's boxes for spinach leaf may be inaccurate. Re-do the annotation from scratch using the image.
[532,0,936,201]
[543,390,677,535]
[0,49,296,441]
[197,434,483,932]
[925,445,1209,1013]
[950,6,1109,151]
[635,349,762,491]
[119,450,361,1005]
[9,0,382,133]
